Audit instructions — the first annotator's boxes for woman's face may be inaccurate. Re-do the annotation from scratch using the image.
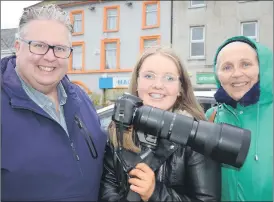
[217,42,259,101]
[137,54,181,111]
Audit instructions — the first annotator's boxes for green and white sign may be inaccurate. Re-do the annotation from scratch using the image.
[196,73,216,84]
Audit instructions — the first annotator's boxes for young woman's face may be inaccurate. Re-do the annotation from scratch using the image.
[137,54,181,111]
[217,42,259,101]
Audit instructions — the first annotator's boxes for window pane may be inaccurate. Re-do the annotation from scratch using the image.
[107,16,117,30]
[73,14,82,33]
[146,12,157,26]
[144,39,158,49]
[105,42,117,69]
[191,42,204,57]
[107,8,117,16]
[146,3,157,26]
[74,14,82,20]
[146,4,157,12]
[242,23,256,37]
[191,1,205,6]
[106,43,117,50]
[72,46,82,70]
[191,27,204,40]
[74,21,82,33]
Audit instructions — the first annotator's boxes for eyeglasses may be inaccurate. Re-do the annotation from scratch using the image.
[139,72,180,85]
[19,37,73,59]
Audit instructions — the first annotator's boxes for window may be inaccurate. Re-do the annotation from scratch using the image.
[103,6,120,32]
[190,26,205,58]
[140,35,161,53]
[190,0,206,8]
[241,21,258,41]
[69,42,85,72]
[142,1,160,29]
[70,10,84,35]
[101,39,120,70]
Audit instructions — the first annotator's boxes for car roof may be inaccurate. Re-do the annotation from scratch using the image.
[194,90,216,98]
[96,104,115,114]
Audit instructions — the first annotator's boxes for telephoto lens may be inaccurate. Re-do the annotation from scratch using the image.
[133,105,251,168]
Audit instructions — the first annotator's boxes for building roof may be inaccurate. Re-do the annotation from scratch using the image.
[24,0,102,9]
[1,28,17,51]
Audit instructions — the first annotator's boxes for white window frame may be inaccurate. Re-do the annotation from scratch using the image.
[144,39,158,50]
[189,26,205,59]
[105,42,117,69]
[107,8,118,30]
[73,13,82,33]
[189,0,206,8]
[145,3,158,26]
[241,21,259,42]
[72,45,82,70]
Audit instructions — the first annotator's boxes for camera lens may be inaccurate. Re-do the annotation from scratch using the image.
[133,105,251,168]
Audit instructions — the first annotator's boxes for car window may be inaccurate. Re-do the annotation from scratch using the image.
[196,96,217,112]
[99,110,113,131]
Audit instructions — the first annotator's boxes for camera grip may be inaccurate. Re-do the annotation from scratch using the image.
[126,189,141,201]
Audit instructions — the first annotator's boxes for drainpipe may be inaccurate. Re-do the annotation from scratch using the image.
[170,0,173,47]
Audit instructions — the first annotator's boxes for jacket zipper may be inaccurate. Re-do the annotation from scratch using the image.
[69,138,83,176]
[11,105,83,176]
[222,104,242,127]
[74,116,98,159]
[159,162,166,182]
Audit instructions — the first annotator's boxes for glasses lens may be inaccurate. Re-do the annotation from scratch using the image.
[54,46,71,59]
[30,41,48,55]
[163,74,178,83]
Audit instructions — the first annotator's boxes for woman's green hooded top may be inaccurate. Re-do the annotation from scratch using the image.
[206,36,273,201]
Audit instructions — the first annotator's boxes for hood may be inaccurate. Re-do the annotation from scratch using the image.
[213,36,273,104]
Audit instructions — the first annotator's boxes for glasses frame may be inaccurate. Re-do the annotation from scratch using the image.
[138,71,180,85]
[18,37,73,59]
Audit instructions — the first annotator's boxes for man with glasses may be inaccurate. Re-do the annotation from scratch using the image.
[1,4,107,201]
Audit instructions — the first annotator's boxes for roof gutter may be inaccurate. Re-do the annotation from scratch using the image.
[59,0,102,8]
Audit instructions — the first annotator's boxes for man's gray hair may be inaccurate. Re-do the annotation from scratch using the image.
[16,4,73,43]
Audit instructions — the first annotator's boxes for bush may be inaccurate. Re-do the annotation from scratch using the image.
[89,93,102,107]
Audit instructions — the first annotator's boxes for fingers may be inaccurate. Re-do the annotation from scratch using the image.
[135,163,154,174]
[130,184,146,196]
[128,163,156,202]
[128,177,146,188]
[129,168,147,180]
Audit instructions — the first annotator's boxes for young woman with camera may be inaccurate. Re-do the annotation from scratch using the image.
[99,47,221,202]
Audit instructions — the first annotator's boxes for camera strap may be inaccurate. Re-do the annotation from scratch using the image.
[208,109,217,123]
[117,122,124,150]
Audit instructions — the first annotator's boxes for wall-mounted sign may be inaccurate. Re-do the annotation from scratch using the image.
[99,77,130,89]
[196,72,216,84]
[113,77,130,88]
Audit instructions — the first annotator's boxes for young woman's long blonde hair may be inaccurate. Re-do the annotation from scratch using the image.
[109,47,206,153]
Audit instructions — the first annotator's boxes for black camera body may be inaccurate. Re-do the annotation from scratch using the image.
[112,93,251,169]
[112,93,143,127]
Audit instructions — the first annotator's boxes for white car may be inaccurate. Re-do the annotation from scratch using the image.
[97,91,217,131]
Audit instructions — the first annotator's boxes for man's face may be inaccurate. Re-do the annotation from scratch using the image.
[15,20,71,92]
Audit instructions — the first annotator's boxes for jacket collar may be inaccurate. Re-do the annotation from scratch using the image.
[1,55,81,111]
[214,82,260,108]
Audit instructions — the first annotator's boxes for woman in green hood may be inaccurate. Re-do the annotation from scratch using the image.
[206,35,273,201]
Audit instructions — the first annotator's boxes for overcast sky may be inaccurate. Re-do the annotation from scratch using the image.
[1,1,41,29]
